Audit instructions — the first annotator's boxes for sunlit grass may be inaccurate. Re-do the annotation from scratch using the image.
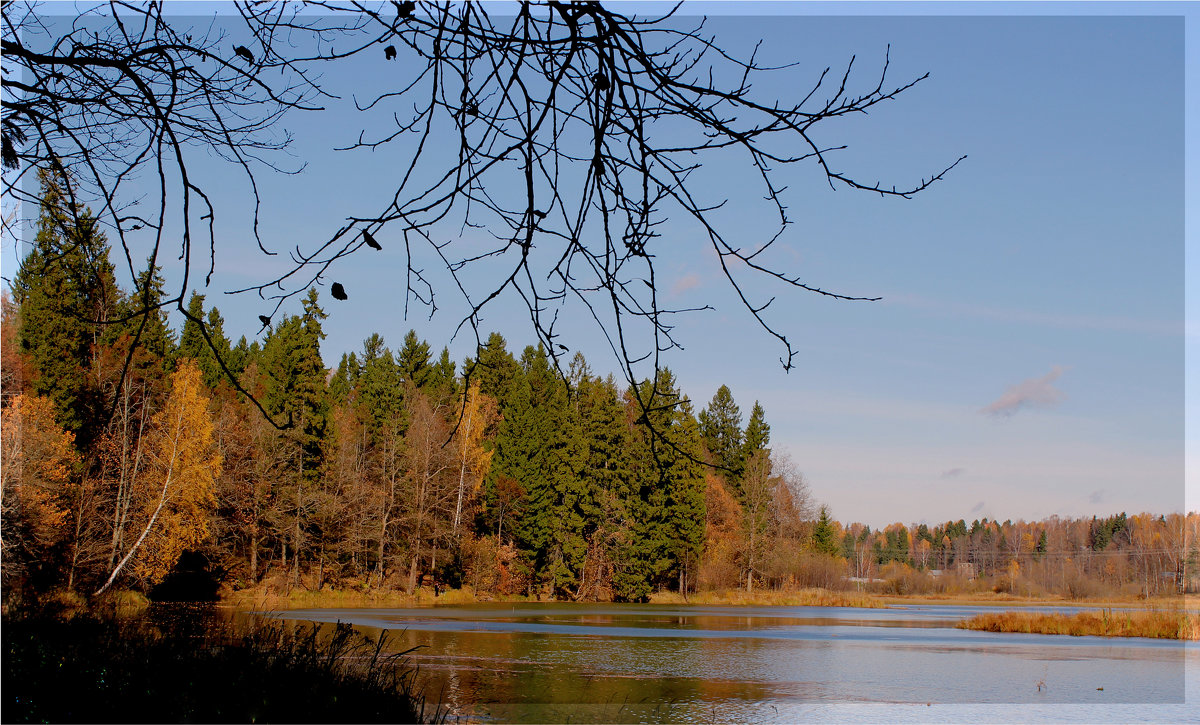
[224,585,547,610]
[649,588,888,608]
[956,607,1200,640]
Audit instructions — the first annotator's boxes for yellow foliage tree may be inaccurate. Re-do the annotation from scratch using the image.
[96,361,221,594]
[0,394,77,581]
[451,379,498,534]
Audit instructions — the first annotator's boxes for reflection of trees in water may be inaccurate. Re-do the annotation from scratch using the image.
[365,620,779,721]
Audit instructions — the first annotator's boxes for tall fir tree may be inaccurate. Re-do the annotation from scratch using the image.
[742,401,771,459]
[811,506,840,556]
[396,330,432,390]
[13,168,118,440]
[259,290,330,581]
[465,332,520,407]
[177,292,231,388]
[616,369,705,601]
[698,385,744,485]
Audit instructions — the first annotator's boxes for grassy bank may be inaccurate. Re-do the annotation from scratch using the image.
[877,591,1199,608]
[225,584,888,610]
[222,583,1197,613]
[3,605,442,723]
[957,608,1200,640]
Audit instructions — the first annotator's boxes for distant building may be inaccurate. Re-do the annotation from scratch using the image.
[956,562,976,580]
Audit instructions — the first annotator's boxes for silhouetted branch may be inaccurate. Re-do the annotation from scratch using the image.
[3,1,963,432]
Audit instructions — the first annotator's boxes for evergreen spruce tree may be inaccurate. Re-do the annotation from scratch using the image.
[465,332,520,407]
[811,506,840,556]
[327,351,359,405]
[226,335,253,377]
[177,292,231,388]
[492,346,554,589]
[395,330,432,390]
[13,168,118,439]
[259,290,330,580]
[356,334,405,442]
[575,371,632,594]
[501,346,583,595]
[742,401,771,458]
[698,385,744,485]
[427,347,457,400]
[615,369,705,601]
[841,531,856,560]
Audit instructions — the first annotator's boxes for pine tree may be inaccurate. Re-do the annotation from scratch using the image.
[226,336,253,377]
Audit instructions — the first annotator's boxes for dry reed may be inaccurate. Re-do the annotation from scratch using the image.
[957,607,1200,640]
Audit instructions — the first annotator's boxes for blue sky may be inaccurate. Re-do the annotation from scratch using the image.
[6,2,1192,528]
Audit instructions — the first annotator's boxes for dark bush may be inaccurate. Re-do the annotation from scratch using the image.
[3,606,441,723]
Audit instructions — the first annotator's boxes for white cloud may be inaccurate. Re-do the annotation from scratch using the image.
[982,365,1066,417]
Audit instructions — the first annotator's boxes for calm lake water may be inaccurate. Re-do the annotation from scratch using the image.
[265,603,1198,723]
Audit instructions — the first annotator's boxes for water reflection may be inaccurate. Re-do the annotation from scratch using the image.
[263,603,1194,723]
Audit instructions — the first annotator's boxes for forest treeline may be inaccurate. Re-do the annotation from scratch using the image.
[3,171,1197,604]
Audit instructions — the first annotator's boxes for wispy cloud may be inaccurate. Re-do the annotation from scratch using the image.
[670,273,701,297]
[970,501,986,514]
[1089,489,1107,505]
[982,365,1066,417]
[886,294,1183,338]
[940,467,966,479]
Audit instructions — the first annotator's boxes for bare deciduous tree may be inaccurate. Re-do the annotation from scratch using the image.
[3,1,963,418]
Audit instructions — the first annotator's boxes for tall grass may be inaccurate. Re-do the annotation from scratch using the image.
[3,606,443,723]
[650,588,887,608]
[957,607,1200,640]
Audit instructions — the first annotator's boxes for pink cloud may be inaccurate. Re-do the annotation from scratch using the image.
[670,273,701,296]
[981,365,1067,417]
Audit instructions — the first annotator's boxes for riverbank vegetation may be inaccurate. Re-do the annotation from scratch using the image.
[2,604,439,723]
[3,172,1199,610]
[957,608,1200,640]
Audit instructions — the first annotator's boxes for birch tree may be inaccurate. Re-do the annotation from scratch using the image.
[95,362,221,594]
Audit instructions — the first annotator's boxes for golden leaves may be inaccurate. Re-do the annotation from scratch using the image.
[130,362,222,586]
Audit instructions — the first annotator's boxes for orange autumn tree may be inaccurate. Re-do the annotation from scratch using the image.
[0,394,78,586]
[96,361,221,594]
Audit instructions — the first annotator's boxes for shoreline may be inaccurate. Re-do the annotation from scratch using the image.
[219,585,1197,614]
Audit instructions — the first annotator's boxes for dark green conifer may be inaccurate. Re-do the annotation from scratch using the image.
[811,506,840,556]
[177,292,231,388]
[13,168,118,438]
[742,401,770,456]
[395,330,432,389]
[698,385,744,483]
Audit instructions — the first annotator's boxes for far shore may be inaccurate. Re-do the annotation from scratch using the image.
[219,585,1198,614]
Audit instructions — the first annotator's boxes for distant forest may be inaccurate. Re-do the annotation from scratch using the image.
[4,171,1197,602]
